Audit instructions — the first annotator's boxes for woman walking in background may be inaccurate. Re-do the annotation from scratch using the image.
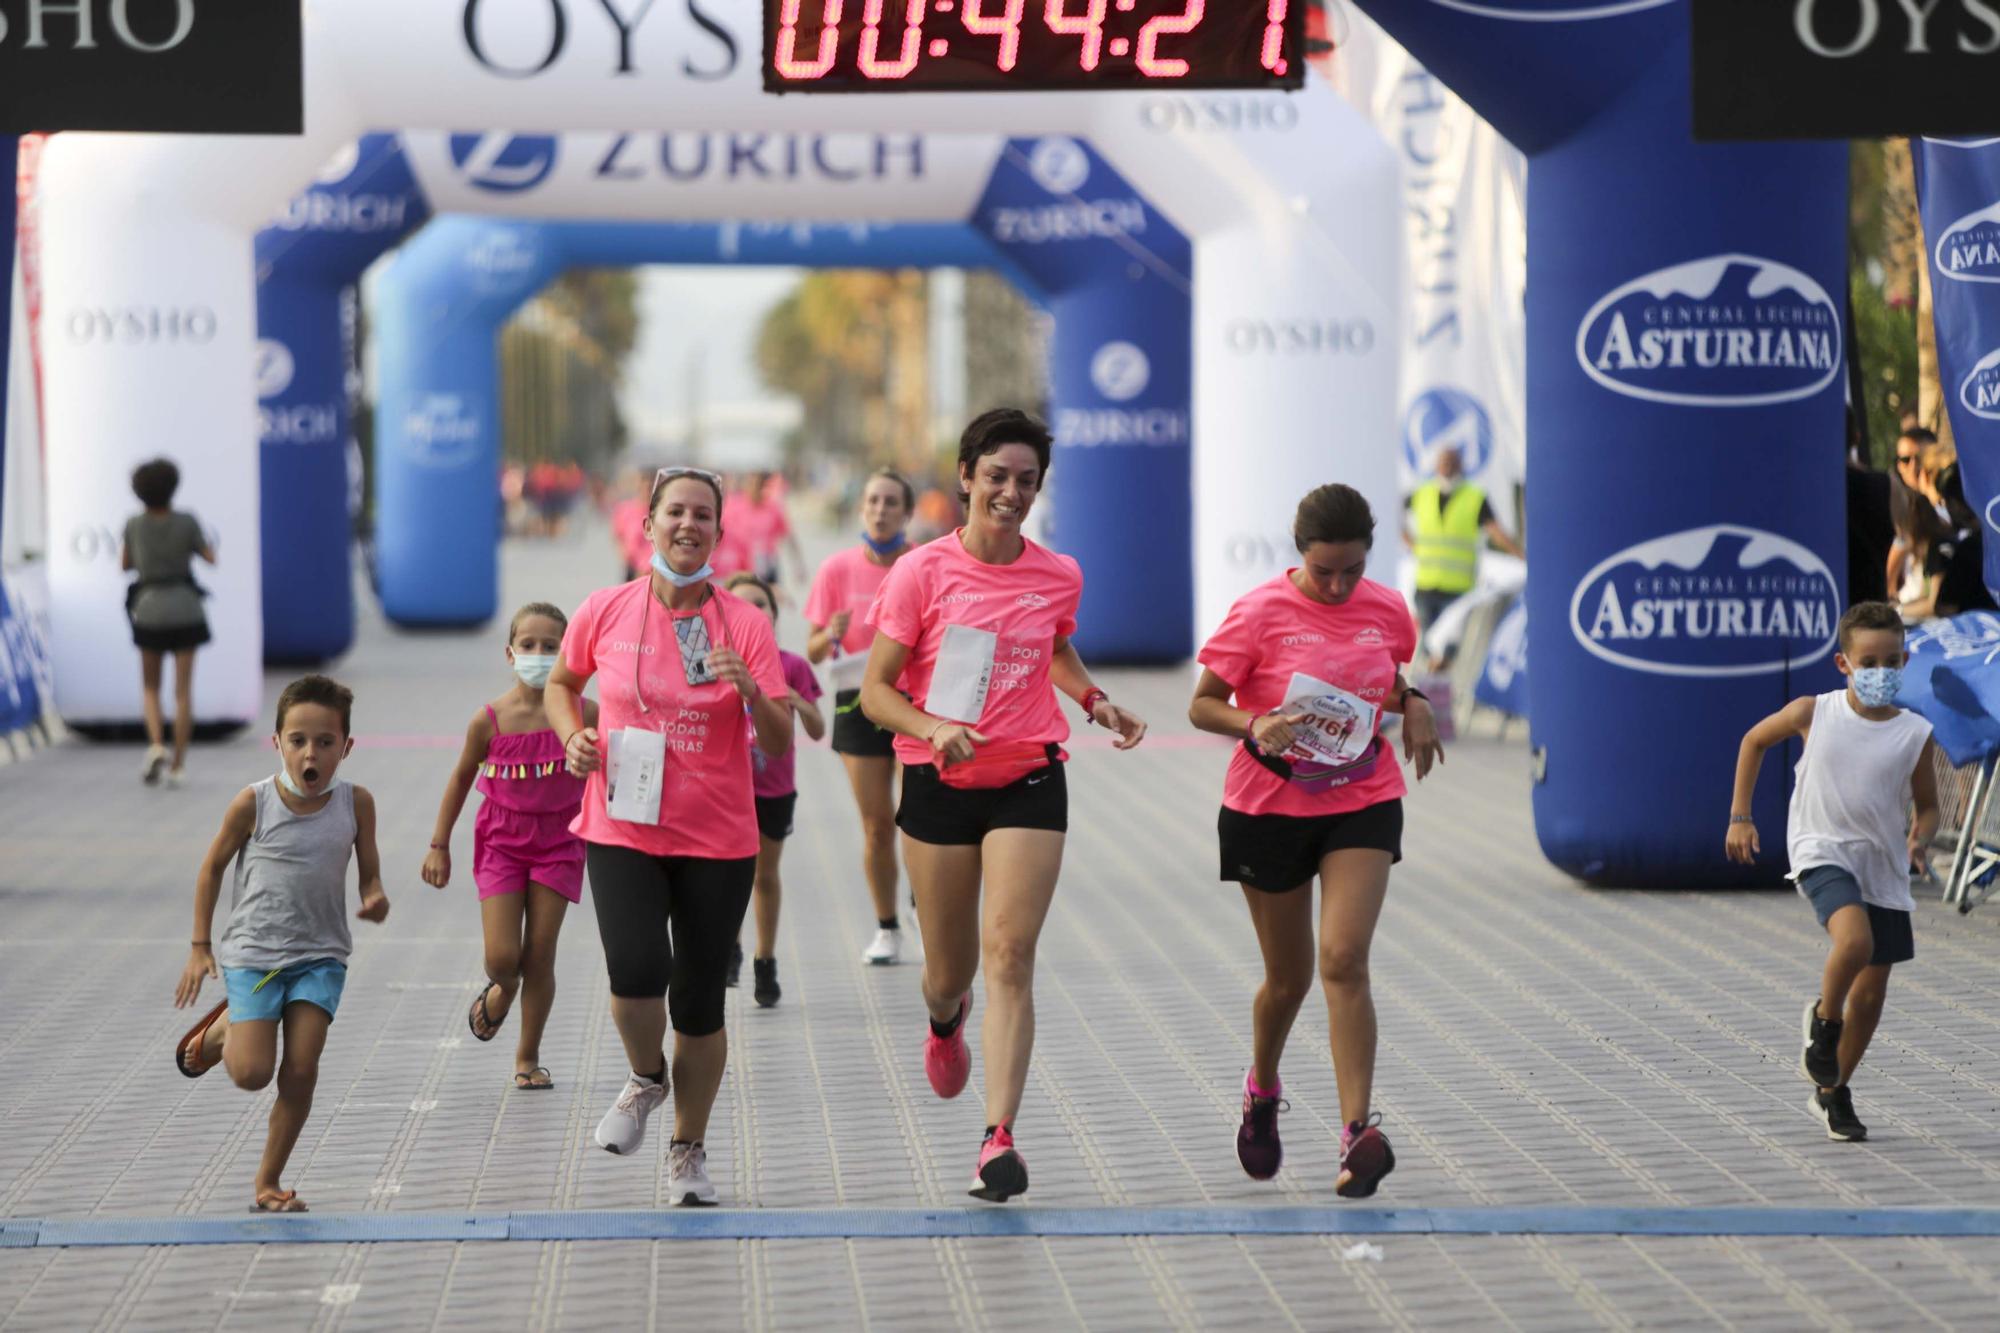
[122,457,215,787]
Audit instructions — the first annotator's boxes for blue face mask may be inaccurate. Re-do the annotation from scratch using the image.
[861,530,907,557]
[1852,666,1903,709]
[513,653,557,689]
[651,549,713,589]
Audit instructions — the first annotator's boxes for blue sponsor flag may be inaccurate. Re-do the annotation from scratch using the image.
[1474,596,1528,719]
[1915,140,2000,607]
[1900,613,2000,767]
[0,578,40,736]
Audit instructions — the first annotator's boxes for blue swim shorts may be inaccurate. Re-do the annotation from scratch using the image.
[222,957,347,1023]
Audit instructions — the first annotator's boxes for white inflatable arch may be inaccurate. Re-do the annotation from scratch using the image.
[35,0,1399,725]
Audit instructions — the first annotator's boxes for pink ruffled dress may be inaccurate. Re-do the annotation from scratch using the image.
[473,706,588,902]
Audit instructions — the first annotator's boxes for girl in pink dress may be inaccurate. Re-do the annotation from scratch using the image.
[422,603,595,1090]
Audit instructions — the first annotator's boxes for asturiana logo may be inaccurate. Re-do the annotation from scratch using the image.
[1015,593,1052,610]
[1936,201,2000,284]
[1575,255,1840,407]
[1960,346,2000,420]
[1569,525,1839,678]
[1352,627,1385,647]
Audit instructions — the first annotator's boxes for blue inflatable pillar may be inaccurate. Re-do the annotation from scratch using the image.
[255,136,429,659]
[975,138,1193,662]
[1357,2,1848,885]
[1,135,14,530]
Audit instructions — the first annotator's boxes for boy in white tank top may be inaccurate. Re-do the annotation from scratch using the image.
[169,675,390,1213]
[1725,603,1938,1144]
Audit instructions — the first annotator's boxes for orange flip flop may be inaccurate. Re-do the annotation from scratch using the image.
[175,1000,228,1079]
[250,1189,307,1213]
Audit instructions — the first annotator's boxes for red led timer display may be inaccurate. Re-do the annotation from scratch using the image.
[763,0,1303,93]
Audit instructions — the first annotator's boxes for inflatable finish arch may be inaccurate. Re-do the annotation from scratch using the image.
[1358,0,1848,886]
[35,0,1399,726]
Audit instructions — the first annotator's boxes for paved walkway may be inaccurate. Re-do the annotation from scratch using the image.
[4,524,2000,1330]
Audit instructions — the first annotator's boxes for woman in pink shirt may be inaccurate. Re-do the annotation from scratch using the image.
[1189,484,1445,1201]
[804,468,916,966]
[544,467,794,1206]
[860,409,1147,1203]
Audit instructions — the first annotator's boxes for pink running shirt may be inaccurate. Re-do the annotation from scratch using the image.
[561,579,788,859]
[805,544,900,659]
[752,651,823,798]
[1198,573,1418,818]
[867,531,1082,767]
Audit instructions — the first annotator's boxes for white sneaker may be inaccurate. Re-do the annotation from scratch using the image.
[862,927,902,966]
[667,1140,717,1205]
[594,1072,668,1156]
[141,746,167,785]
[164,767,187,790]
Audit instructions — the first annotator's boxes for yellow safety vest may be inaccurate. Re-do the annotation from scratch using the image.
[1411,482,1486,594]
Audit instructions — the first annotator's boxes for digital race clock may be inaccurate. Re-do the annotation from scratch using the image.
[763,1,1304,93]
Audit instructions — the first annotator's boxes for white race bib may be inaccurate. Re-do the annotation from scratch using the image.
[1279,672,1380,769]
[605,726,667,824]
[826,650,869,693]
[925,623,997,723]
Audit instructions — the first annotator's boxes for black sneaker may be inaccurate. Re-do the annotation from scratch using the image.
[1809,1085,1868,1141]
[1235,1074,1285,1180]
[1801,998,1842,1088]
[726,941,742,989]
[753,957,781,1008]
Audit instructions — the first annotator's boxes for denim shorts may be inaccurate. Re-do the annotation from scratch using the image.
[223,957,347,1023]
[1796,865,1915,966]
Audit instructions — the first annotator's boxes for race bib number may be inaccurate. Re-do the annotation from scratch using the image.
[605,726,667,824]
[926,623,997,723]
[1279,672,1379,770]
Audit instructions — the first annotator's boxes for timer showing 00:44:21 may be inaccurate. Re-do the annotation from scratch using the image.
[763,0,1303,93]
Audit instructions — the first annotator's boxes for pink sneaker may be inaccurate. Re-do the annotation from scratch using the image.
[969,1124,1029,1202]
[923,993,972,1099]
[1336,1114,1395,1199]
[1236,1072,1285,1180]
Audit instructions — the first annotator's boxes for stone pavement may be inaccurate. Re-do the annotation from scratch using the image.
[4,523,2000,1330]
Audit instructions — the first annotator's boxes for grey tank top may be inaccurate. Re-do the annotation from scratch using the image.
[216,778,356,971]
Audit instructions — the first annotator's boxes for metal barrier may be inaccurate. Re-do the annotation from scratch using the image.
[1445,592,1521,740]
[1937,750,2000,914]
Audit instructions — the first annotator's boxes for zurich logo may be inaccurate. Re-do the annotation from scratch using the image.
[1576,254,1841,408]
[314,141,361,187]
[448,133,559,193]
[254,340,295,400]
[1961,347,2000,420]
[1402,386,1493,477]
[1936,201,2000,283]
[1090,341,1151,401]
[1425,0,1672,19]
[1569,524,1840,678]
[1026,137,1091,195]
[402,394,481,469]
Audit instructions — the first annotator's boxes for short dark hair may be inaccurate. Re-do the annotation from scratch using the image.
[957,408,1052,502]
[867,466,915,512]
[274,674,354,736]
[1837,601,1906,653]
[1293,484,1376,551]
[131,458,180,509]
[508,601,567,644]
[649,467,726,520]
[724,570,776,621]
[1898,426,1939,447]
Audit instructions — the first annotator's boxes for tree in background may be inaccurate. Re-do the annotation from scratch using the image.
[755,268,1046,484]
[1849,140,1940,465]
[499,269,640,472]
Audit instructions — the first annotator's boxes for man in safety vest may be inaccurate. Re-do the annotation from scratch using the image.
[1402,445,1523,641]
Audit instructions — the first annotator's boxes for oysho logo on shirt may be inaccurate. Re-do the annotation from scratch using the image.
[1016,593,1052,609]
[1575,254,1841,408]
[1569,524,1840,677]
[1352,627,1385,647]
[938,592,985,604]
[606,640,658,655]
[1280,632,1327,647]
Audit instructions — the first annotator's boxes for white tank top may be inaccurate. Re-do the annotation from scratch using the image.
[1787,690,1932,912]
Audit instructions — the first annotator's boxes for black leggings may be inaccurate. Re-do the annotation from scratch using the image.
[585,843,756,1036]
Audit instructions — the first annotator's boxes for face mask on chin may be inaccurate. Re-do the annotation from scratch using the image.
[651,549,713,589]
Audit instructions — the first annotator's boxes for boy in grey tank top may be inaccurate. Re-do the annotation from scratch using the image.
[170,676,389,1213]
[1724,603,1938,1145]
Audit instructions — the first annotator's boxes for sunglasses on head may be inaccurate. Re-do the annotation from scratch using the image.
[654,465,723,489]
